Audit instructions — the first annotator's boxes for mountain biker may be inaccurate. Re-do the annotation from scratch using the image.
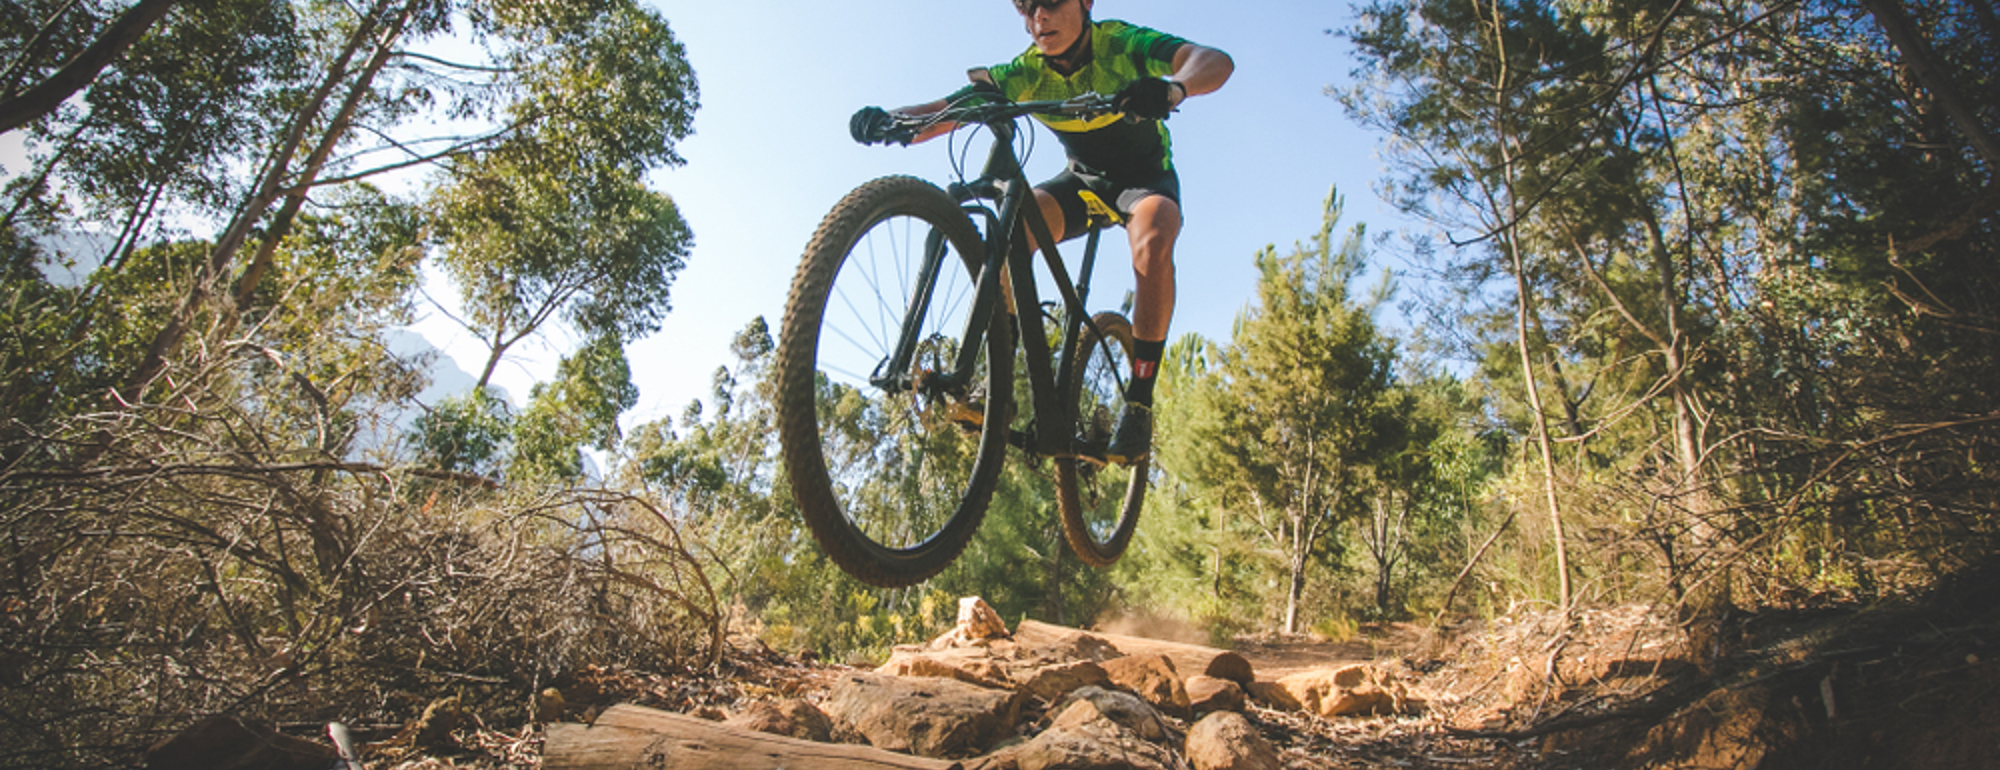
[849,0,1233,465]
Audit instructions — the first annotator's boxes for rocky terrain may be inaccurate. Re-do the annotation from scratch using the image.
[143,567,2000,770]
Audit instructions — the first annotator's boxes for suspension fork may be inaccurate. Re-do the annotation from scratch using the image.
[869,224,960,392]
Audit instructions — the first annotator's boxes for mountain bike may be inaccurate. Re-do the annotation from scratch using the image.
[777,94,1149,588]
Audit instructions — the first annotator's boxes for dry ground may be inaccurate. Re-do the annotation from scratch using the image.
[358,566,2000,769]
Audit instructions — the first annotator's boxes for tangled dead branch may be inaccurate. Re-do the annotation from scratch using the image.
[0,345,720,769]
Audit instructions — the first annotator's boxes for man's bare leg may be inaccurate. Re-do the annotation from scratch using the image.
[1107,194,1179,464]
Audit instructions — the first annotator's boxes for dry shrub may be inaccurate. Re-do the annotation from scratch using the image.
[0,346,719,769]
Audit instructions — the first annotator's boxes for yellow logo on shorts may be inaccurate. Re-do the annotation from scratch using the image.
[1077,191,1124,226]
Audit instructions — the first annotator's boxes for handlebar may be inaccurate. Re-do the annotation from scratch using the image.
[889,93,1119,140]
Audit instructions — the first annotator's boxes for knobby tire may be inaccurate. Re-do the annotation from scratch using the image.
[776,176,1013,588]
[1055,311,1146,566]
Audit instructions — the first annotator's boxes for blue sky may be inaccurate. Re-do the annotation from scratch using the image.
[411,0,1417,427]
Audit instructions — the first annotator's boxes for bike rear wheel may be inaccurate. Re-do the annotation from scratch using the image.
[1055,311,1146,567]
[776,176,1013,588]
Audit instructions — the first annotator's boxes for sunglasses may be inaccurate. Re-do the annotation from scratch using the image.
[1014,0,1071,12]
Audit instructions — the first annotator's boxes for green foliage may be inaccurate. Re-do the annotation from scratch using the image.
[1344,0,2000,608]
[1173,191,1404,633]
[411,389,513,476]
[431,155,692,385]
[512,333,640,481]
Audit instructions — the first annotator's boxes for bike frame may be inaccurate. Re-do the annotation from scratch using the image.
[870,116,1118,460]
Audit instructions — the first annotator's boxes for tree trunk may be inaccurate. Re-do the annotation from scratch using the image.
[1859,0,2000,169]
[543,705,955,770]
[1284,542,1306,635]
[0,0,184,135]
[1485,0,1571,610]
[1014,620,1255,684]
[118,0,404,404]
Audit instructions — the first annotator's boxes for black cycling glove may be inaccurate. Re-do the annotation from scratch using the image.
[1114,78,1181,121]
[850,106,908,145]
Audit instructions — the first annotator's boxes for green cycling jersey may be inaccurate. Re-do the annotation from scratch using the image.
[957,20,1191,179]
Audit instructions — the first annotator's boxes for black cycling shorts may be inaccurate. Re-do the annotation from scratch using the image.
[1037,163,1181,240]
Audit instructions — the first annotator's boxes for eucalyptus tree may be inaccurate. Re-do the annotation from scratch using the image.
[1,0,699,413]
[0,0,187,135]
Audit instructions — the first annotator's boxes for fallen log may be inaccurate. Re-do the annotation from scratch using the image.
[543,704,961,770]
[1015,619,1255,684]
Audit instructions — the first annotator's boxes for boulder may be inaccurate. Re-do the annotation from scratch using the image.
[1245,680,1303,712]
[1012,722,1177,770]
[723,699,835,743]
[1201,652,1256,686]
[1048,686,1173,744]
[1012,692,1178,770]
[877,648,1014,690]
[1184,711,1282,770]
[1100,654,1190,716]
[1277,664,1411,718]
[822,672,1022,758]
[1015,660,1112,703]
[1185,675,1247,716]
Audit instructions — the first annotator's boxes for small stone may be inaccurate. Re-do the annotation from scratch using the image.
[531,687,567,723]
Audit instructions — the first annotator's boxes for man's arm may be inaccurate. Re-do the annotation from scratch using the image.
[1164,44,1233,108]
[888,98,958,144]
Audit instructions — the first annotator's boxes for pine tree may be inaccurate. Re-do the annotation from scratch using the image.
[1182,191,1402,634]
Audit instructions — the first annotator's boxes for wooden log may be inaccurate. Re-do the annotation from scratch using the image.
[543,704,961,770]
[1014,619,1256,685]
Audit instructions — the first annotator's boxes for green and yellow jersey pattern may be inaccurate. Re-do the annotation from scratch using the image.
[969,20,1190,178]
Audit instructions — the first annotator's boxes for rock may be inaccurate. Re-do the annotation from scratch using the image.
[878,648,1014,689]
[144,715,339,770]
[1186,675,1247,715]
[823,672,1022,758]
[932,596,1011,649]
[1012,722,1177,770]
[1014,696,1179,770]
[531,687,567,723]
[1015,660,1112,702]
[1245,680,1303,712]
[723,699,835,743]
[1100,654,1190,716]
[960,597,1010,638]
[1202,652,1256,686]
[1048,686,1172,744]
[1184,711,1282,770]
[1277,664,1410,718]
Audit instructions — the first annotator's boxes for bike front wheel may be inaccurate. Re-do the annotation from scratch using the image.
[1056,311,1147,567]
[776,176,1013,588]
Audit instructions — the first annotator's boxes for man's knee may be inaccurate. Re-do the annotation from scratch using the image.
[1029,190,1067,250]
[1128,196,1181,269]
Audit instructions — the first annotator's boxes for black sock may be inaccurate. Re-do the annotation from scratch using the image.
[1126,338,1166,407]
